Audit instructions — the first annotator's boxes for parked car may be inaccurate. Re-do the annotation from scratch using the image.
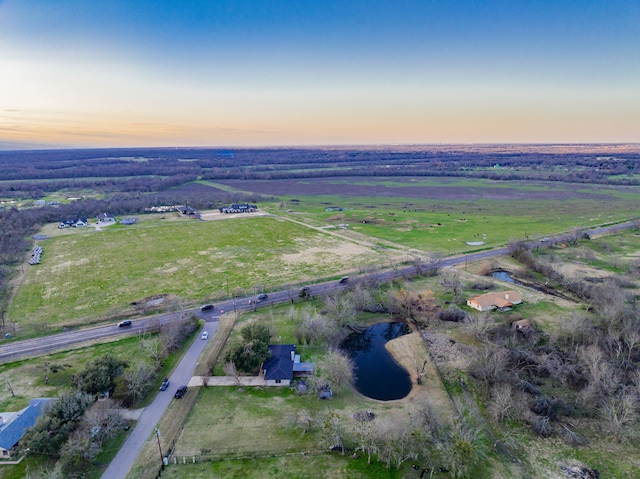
[118,320,132,327]
[339,276,349,284]
[201,331,209,340]
[257,293,268,300]
[159,378,170,391]
[174,386,187,399]
[201,304,215,311]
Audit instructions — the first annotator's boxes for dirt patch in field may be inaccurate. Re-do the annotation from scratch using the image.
[280,243,373,267]
[554,261,613,281]
[384,331,457,422]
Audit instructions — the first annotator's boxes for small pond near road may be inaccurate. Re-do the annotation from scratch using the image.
[341,322,412,401]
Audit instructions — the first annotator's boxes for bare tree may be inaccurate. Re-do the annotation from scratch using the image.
[122,362,156,406]
[600,390,638,442]
[353,419,378,464]
[317,348,355,394]
[5,379,14,397]
[140,335,167,367]
[295,409,314,435]
[488,383,516,423]
[441,272,463,304]
[319,410,345,454]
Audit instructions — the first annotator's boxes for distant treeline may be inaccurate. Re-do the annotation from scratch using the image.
[1,147,640,185]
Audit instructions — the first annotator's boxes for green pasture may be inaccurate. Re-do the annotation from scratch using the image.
[10,215,388,327]
[173,386,392,458]
[159,454,412,479]
[270,189,639,254]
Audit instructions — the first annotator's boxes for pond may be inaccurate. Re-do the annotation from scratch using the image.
[491,270,544,292]
[492,270,525,285]
[341,322,412,401]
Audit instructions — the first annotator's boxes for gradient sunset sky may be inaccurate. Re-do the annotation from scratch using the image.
[1,0,638,148]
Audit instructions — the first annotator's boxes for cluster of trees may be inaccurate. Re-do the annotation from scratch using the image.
[282,396,489,478]
[223,322,272,374]
[464,240,640,445]
[22,319,196,476]
[22,355,128,478]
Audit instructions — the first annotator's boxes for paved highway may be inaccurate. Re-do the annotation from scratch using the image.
[1,220,635,364]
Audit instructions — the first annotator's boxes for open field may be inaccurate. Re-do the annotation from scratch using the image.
[212,177,640,253]
[9,214,390,327]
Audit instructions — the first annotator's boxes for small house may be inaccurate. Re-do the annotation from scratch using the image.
[467,291,523,312]
[512,319,533,333]
[261,344,314,386]
[97,213,115,223]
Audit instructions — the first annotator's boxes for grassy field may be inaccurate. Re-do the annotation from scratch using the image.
[213,176,640,253]
[275,195,637,253]
[9,214,390,327]
[0,336,151,411]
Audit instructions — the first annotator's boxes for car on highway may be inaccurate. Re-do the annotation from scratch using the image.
[201,331,209,340]
[257,293,268,300]
[118,320,132,327]
[174,386,187,399]
[201,304,215,311]
[159,378,170,391]
[338,276,349,284]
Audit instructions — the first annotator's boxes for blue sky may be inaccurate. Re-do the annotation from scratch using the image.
[0,0,638,148]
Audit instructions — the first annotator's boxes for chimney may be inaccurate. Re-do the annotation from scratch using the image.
[291,351,294,361]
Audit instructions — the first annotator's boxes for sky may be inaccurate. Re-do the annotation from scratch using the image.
[0,0,639,148]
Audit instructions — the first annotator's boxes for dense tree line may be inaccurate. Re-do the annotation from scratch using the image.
[1,146,639,185]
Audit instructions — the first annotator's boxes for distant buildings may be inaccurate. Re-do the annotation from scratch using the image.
[219,203,258,214]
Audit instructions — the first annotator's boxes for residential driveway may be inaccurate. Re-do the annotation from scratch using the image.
[188,375,266,387]
[100,322,218,479]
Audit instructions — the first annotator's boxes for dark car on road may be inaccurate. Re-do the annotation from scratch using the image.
[159,378,170,391]
[118,320,132,327]
[257,293,268,300]
[174,386,187,399]
[339,276,349,284]
[201,304,215,311]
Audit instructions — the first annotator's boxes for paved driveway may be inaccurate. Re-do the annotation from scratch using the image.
[100,322,218,479]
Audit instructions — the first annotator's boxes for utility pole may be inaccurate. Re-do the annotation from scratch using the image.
[155,428,164,469]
